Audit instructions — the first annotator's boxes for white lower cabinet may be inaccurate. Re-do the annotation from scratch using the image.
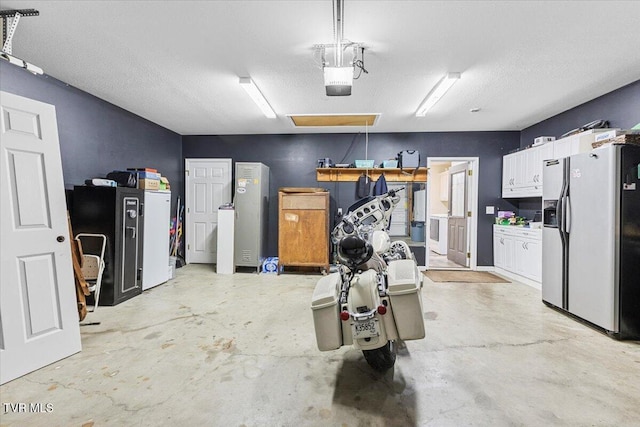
[493,225,541,287]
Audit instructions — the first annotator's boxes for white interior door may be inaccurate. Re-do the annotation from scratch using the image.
[185,159,232,264]
[447,162,469,267]
[0,91,82,385]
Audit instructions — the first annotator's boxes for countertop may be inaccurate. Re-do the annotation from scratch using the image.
[494,223,542,230]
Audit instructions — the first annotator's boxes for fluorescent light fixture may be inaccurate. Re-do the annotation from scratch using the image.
[239,77,276,119]
[415,72,461,117]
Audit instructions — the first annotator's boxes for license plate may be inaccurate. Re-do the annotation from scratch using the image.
[351,319,379,339]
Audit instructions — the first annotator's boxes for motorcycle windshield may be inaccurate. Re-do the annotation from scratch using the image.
[347,196,376,213]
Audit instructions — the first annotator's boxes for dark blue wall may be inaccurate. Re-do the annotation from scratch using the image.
[0,61,183,212]
[520,80,640,147]
[514,80,639,221]
[182,132,521,266]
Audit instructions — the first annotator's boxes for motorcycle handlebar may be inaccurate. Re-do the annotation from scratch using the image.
[389,186,405,195]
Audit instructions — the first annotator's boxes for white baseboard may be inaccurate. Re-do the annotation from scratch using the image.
[494,267,541,290]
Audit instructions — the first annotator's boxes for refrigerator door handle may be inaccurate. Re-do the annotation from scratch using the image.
[565,196,572,234]
[558,195,564,233]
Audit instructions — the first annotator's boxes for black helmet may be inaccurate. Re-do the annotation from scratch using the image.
[338,235,373,270]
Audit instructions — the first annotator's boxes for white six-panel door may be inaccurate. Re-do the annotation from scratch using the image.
[185,159,232,264]
[0,91,82,384]
[447,162,470,267]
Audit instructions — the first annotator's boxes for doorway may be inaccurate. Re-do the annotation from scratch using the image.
[425,157,479,270]
[184,158,232,264]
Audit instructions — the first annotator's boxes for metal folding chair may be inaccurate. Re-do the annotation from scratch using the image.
[75,233,107,312]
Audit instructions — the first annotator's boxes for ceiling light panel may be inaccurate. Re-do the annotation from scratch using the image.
[239,77,276,119]
[415,72,461,117]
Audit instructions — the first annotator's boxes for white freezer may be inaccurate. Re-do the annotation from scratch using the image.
[142,191,171,290]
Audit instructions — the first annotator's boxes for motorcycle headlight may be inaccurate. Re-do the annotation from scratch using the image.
[338,235,373,270]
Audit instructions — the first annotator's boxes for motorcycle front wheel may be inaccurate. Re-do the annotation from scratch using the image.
[362,340,396,372]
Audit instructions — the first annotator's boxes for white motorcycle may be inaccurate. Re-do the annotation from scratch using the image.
[311,189,425,372]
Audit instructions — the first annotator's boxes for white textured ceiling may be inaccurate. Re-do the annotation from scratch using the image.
[3,1,640,135]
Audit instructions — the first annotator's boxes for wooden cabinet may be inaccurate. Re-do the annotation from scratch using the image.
[493,225,542,287]
[278,188,330,272]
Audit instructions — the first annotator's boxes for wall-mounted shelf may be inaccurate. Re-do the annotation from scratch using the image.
[316,167,427,182]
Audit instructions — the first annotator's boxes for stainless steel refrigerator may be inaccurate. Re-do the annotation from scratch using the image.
[542,144,640,339]
[234,162,269,270]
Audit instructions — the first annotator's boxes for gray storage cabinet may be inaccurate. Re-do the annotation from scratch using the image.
[234,162,270,269]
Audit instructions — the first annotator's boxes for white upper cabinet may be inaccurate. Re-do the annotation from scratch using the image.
[501,130,610,199]
[552,129,611,159]
[502,144,551,198]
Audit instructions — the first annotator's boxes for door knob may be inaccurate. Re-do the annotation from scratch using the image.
[56,235,65,242]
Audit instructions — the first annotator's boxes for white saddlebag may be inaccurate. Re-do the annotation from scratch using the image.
[311,272,343,350]
[387,260,425,340]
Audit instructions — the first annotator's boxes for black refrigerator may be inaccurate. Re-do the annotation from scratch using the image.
[72,186,144,306]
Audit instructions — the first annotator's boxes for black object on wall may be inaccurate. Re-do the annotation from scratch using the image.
[0,61,183,214]
[183,131,521,267]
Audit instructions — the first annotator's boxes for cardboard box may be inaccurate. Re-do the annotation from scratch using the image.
[592,133,640,149]
[138,178,160,190]
[136,171,161,180]
[594,129,623,142]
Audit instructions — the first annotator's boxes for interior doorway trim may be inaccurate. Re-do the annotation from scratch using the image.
[425,157,479,270]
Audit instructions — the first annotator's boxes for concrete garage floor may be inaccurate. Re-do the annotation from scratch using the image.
[1,265,639,426]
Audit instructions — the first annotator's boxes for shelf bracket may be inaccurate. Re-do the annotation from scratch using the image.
[1,9,39,54]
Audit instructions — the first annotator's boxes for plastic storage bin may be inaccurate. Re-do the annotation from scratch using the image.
[387,260,425,340]
[411,221,425,242]
[382,160,398,168]
[311,273,343,350]
[355,159,375,168]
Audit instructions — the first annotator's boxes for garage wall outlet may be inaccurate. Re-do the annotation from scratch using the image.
[337,207,343,216]
[486,206,495,215]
